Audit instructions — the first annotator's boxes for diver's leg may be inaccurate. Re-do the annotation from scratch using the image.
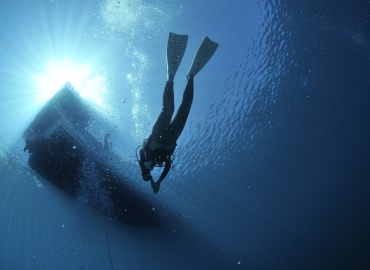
[170,79,194,141]
[151,81,175,138]
[150,32,187,136]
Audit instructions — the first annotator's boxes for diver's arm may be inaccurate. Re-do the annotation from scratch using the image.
[139,148,153,181]
[150,160,171,194]
[159,159,171,182]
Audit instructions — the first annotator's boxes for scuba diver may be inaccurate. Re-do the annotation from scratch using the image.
[138,32,218,194]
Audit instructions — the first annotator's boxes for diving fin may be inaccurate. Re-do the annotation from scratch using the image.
[187,36,219,79]
[167,32,188,81]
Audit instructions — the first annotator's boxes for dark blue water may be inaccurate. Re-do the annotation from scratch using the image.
[1,0,369,269]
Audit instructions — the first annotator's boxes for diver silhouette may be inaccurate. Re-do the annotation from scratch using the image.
[138,32,218,193]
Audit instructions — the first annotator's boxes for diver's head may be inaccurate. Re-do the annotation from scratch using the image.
[144,160,154,171]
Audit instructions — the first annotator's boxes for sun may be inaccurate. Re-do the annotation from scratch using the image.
[34,58,107,106]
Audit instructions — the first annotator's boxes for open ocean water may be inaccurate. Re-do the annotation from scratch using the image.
[0,0,369,269]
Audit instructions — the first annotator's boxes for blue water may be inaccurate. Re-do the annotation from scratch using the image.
[1,0,369,269]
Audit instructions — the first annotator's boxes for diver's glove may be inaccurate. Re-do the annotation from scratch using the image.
[142,173,152,181]
[150,179,160,194]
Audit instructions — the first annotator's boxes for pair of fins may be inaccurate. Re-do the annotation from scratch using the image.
[166,32,219,81]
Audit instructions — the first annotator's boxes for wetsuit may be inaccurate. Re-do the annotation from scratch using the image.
[139,78,194,181]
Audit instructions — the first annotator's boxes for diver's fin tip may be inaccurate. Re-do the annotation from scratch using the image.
[167,32,188,79]
[186,36,219,78]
